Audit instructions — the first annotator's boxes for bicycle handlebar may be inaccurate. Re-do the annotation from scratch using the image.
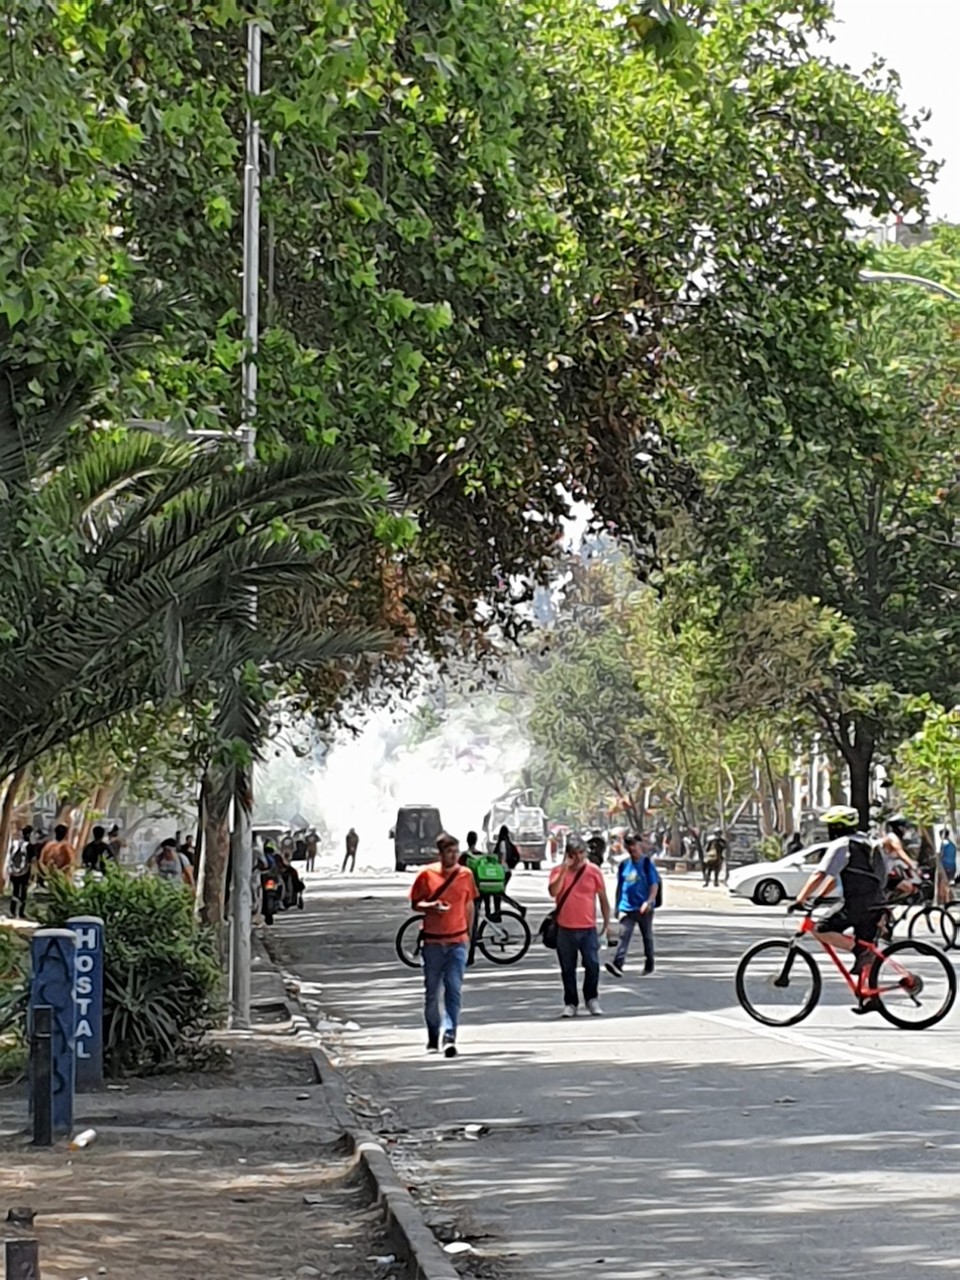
[787,896,831,916]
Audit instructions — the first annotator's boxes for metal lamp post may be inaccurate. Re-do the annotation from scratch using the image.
[228,19,262,1031]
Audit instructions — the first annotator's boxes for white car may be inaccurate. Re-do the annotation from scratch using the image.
[728,844,835,906]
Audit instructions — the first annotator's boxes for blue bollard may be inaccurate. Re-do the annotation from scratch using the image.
[67,915,105,1091]
[29,928,77,1134]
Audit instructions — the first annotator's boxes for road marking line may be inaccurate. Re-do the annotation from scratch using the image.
[695,1008,960,1093]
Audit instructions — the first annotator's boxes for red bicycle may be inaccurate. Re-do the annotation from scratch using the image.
[736,903,957,1030]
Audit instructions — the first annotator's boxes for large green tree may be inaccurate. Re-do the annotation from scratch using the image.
[4,0,931,662]
[667,227,960,823]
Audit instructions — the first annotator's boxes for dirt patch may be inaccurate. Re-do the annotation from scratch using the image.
[0,1042,401,1279]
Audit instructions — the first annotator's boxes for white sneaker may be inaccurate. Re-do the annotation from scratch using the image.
[586,999,603,1016]
[561,1005,577,1019]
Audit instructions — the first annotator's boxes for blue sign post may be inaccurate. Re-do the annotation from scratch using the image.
[29,928,77,1134]
[68,915,105,1091]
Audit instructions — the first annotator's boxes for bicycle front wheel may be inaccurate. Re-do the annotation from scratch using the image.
[477,909,532,965]
[907,905,955,948]
[735,939,821,1027]
[869,939,957,1030]
[940,904,960,951]
[395,916,424,969]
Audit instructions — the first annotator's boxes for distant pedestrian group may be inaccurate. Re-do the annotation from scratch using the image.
[406,827,662,1052]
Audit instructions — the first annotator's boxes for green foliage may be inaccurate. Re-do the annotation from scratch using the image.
[893,699,960,829]
[666,227,960,815]
[527,557,798,828]
[0,927,29,1082]
[42,869,223,1076]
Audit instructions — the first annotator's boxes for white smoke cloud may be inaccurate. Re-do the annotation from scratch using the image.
[301,701,532,869]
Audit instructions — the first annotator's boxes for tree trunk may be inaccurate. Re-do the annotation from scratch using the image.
[197,770,231,934]
[76,783,110,855]
[844,725,874,830]
[0,765,27,892]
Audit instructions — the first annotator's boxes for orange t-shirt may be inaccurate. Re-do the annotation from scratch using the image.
[549,863,605,929]
[410,863,479,944]
[40,840,75,874]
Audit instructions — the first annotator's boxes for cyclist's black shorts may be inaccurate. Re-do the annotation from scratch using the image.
[817,906,882,943]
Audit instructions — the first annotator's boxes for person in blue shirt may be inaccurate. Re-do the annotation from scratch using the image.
[605,833,660,978]
[940,828,957,883]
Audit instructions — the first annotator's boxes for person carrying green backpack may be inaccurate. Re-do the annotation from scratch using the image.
[465,830,508,918]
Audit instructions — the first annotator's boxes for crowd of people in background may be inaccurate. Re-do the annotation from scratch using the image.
[3,822,200,917]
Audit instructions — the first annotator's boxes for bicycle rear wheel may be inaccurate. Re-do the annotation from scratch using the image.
[395,916,424,969]
[477,909,532,965]
[735,939,821,1027]
[869,939,957,1030]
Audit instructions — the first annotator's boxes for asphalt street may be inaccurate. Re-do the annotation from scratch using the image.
[274,866,960,1280]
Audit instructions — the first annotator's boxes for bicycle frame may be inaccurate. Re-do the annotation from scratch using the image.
[793,915,918,1001]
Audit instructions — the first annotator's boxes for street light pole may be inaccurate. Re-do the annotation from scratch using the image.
[229,18,262,1031]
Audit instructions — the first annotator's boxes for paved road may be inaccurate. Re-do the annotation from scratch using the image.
[275,870,960,1280]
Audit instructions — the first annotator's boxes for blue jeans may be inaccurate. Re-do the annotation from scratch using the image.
[556,927,600,1008]
[422,943,468,1042]
[614,910,654,970]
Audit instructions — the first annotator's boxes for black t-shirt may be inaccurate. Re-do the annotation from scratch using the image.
[81,839,111,871]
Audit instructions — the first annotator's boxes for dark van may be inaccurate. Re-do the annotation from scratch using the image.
[393,805,443,871]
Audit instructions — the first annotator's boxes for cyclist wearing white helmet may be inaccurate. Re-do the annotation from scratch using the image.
[791,805,888,1004]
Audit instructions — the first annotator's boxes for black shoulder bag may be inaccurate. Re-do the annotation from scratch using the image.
[538,866,587,950]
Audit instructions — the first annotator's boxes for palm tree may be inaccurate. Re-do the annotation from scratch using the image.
[0,352,388,908]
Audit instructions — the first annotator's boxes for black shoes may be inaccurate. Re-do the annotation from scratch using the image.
[427,1035,440,1053]
[443,1034,458,1059]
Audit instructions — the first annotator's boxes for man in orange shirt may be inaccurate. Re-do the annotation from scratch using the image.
[411,832,479,1058]
[39,824,76,877]
[549,833,613,1018]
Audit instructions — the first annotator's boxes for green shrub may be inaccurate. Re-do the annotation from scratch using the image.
[43,867,224,1076]
[0,926,30,1082]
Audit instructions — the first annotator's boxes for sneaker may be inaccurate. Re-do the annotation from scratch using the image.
[561,1005,577,1019]
[852,997,881,1016]
[443,1037,458,1059]
[586,999,603,1016]
[605,962,624,979]
[427,1036,439,1053]
[644,961,655,975]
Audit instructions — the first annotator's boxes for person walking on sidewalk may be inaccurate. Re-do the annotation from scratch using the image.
[548,834,612,1018]
[305,828,320,872]
[703,829,726,886]
[5,825,33,918]
[39,824,76,877]
[606,833,659,979]
[342,827,359,873]
[411,833,479,1058]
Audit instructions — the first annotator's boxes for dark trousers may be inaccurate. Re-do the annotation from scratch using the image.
[9,876,28,917]
[557,926,600,1008]
[341,850,356,873]
[614,910,654,970]
[703,862,721,886]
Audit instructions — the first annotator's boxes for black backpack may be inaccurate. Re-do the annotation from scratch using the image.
[8,842,29,877]
[645,857,664,909]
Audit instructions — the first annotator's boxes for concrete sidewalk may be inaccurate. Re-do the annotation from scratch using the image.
[0,945,397,1279]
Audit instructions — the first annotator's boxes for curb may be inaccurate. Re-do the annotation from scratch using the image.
[264,950,459,1280]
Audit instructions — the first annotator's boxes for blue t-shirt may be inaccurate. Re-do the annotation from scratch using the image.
[616,856,660,914]
[941,840,957,876]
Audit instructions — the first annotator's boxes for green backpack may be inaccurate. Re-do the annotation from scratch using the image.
[467,853,507,896]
